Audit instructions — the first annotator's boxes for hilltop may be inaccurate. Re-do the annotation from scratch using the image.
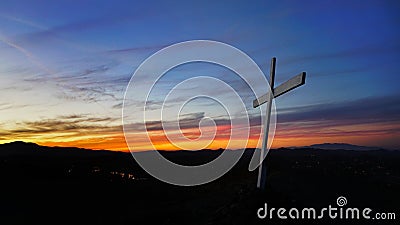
[0,141,399,225]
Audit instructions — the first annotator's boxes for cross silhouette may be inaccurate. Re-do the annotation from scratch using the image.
[253,57,306,189]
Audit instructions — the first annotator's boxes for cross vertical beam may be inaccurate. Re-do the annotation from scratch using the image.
[257,57,276,189]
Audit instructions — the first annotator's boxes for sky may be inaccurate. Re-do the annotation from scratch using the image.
[0,0,399,151]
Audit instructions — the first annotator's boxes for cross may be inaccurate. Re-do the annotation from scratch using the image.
[253,57,306,190]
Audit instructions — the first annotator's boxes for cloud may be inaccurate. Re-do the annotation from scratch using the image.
[3,93,399,150]
[278,94,400,124]
[126,111,232,133]
[0,34,54,74]
[0,13,47,30]
[12,4,155,46]
[0,114,128,151]
[1,114,121,139]
[22,59,125,104]
[105,44,170,55]
[144,112,207,132]
[270,94,400,147]
[112,103,123,109]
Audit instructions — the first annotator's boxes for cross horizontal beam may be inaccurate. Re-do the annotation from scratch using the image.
[253,72,306,108]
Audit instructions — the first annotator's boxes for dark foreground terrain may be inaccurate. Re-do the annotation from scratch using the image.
[0,142,399,225]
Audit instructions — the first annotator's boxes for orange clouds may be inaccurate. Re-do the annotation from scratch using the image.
[2,98,400,151]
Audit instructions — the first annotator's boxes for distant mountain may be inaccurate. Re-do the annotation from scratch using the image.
[0,141,387,155]
[0,141,121,157]
[0,141,40,155]
[307,143,383,151]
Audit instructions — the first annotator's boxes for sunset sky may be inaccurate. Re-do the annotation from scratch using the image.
[0,0,399,151]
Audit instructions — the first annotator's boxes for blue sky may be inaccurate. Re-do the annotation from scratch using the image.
[0,0,399,150]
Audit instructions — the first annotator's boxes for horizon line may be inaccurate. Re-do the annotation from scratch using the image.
[0,140,394,152]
